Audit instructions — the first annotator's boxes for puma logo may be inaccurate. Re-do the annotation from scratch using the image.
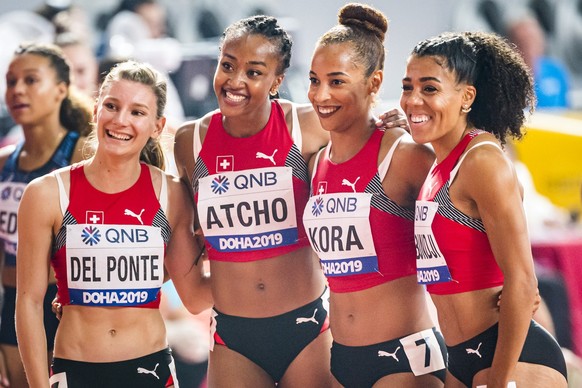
[137,363,159,379]
[466,342,483,358]
[124,208,145,225]
[341,177,360,193]
[256,149,278,165]
[378,346,401,362]
[296,308,319,325]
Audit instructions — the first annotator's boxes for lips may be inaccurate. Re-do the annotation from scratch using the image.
[317,105,340,117]
[9,103,29,111]
[224,91,247,103]
[410,114,430,123]
[106,130,132,141]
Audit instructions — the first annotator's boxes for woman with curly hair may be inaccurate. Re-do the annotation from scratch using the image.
[401,31,568,387]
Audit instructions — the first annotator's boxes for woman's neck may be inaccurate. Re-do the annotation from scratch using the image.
[83,154,143,194]
[328,114,376,164]
[222,99,272,138]
[432,124,473,163]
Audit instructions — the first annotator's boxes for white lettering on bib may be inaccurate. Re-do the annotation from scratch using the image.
[66,224,164,306]
[197,167,298,252]
[414,200,452,284]
[303,193,378,277]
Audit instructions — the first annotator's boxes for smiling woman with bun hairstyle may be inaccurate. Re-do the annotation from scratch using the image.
[303,3,446,387]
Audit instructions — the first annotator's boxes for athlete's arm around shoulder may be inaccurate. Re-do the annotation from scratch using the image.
[380,128,435,209]
[173,112,215,191]
[278,99,329,161]
[16,170,64,388]
[159,167,212,315]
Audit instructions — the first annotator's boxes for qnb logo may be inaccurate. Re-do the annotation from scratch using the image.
[311,197,324,217]
[211,175,230,195]
[1,187,10,201]
[81,226,101,246]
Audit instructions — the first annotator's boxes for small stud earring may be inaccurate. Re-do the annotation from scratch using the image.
[461,105,472,113]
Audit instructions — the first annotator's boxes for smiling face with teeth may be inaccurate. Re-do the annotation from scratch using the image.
[94,79,164,158]
[400,54,476,157]
[308,42,380,136]
[213,33,284,134]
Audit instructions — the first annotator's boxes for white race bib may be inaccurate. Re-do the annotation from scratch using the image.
[197,167,298,252]
[303,193,378,277]
[400,328,446,376]
[0,181,26,251]
[414,200,452,284]
[66,224,164,306]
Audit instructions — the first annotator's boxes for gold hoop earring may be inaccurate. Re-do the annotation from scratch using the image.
[461,105,472,113]
[269,88,278,97]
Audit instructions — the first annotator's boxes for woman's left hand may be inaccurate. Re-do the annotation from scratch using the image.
[376,108,410,132]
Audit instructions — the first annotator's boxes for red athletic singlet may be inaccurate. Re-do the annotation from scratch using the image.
[194,101,310,262]
[416,130,504,295]
[51,163,170,308]
[303,130,416,293]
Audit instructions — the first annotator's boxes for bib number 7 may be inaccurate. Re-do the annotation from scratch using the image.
[400,328,446,376]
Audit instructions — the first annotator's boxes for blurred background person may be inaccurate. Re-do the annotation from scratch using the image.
[0,0,94,146]
[55,32,99,99]
[506,12,571,109]
[98,0,186,174]
[100,0,185,124]
[1,41,92,388]
[160,281,210,388]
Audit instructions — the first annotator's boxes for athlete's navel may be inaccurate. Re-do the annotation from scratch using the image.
[108,329,117,337]
[257,282,266,291]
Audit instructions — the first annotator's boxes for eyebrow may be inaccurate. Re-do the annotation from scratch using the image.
[105,96,150,110]
[402,76,441,83]
[223,53,267,68]
[309,70,349,77]
[6,68,42,76]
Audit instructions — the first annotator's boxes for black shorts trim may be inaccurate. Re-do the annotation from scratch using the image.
[447,320,568,386]
[50,347,177,388]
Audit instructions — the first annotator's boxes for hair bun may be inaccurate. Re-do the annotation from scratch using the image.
[338,3,388,42]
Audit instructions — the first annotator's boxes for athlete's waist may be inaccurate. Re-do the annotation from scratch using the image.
[329,277,434,343]
[430,287,502,345]
[54,307,167,361]
[212,285,327,319]
[211,260,326,317]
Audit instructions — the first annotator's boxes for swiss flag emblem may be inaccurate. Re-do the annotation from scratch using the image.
[216,155,234,172]
[317,182,327,195]
[86,211,104,224]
